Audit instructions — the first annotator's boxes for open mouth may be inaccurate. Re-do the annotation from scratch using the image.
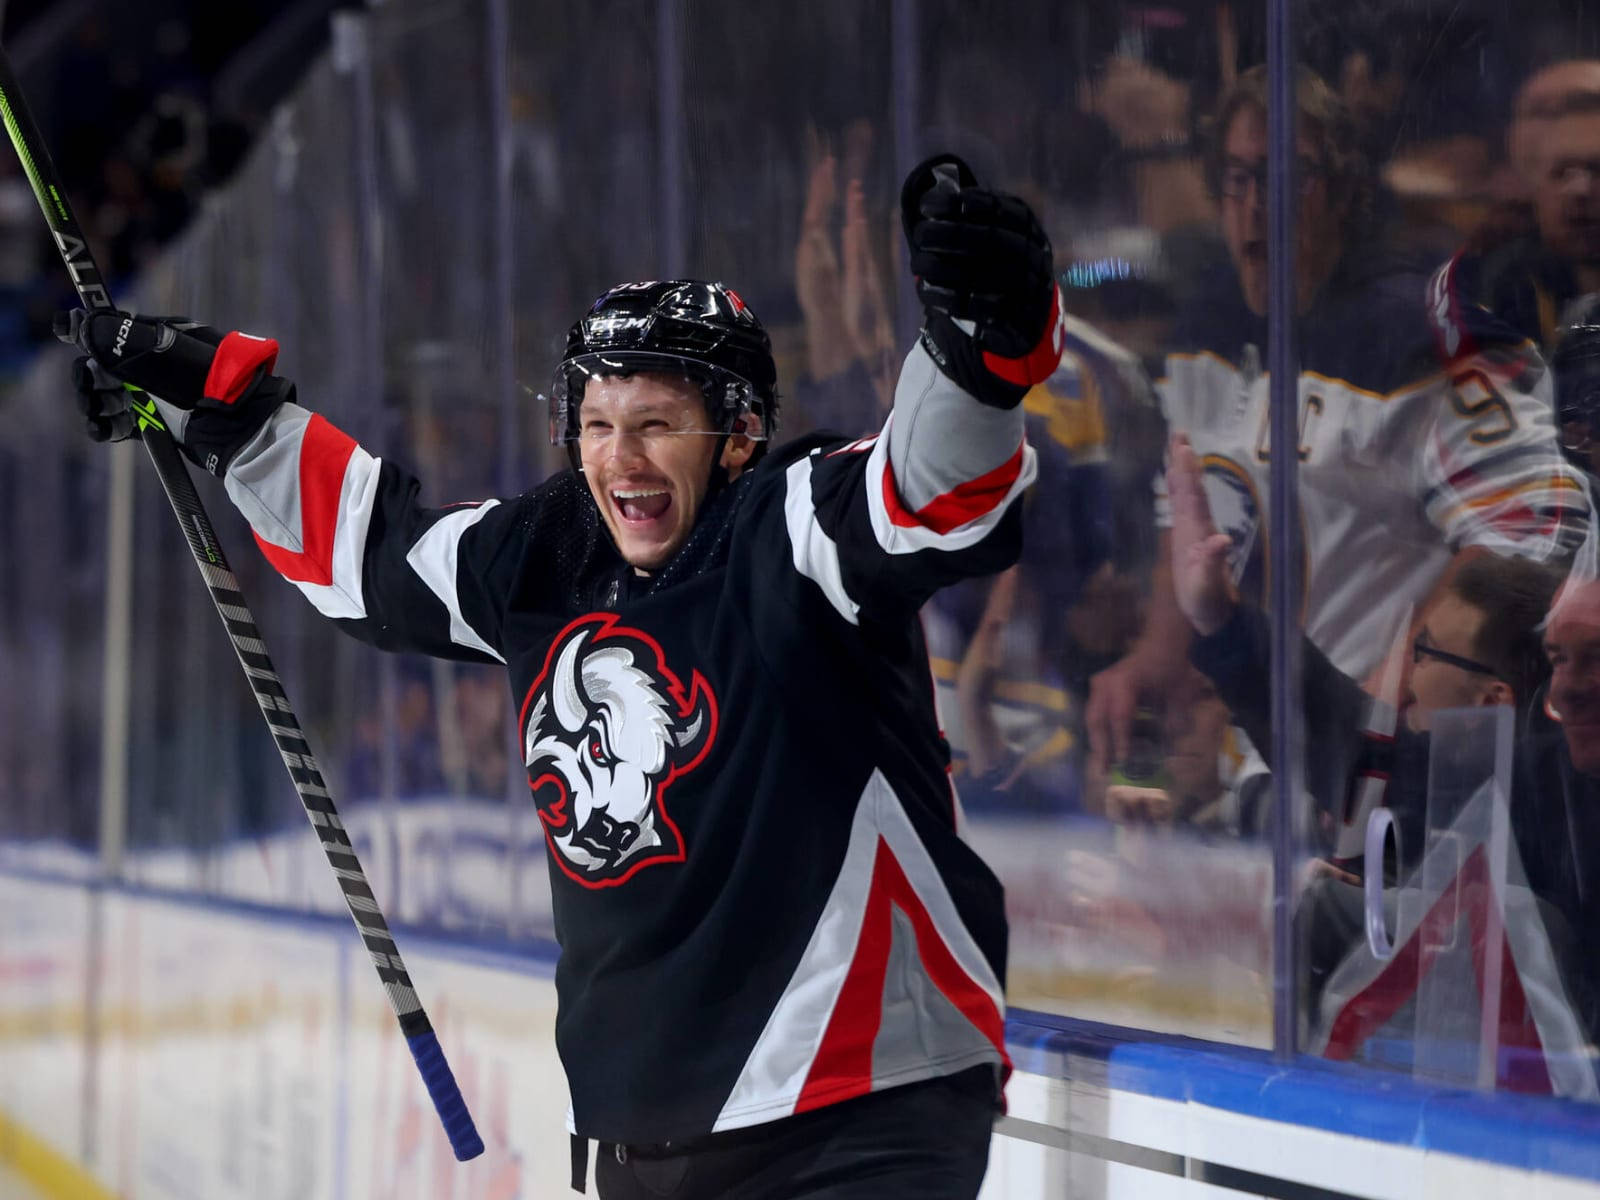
[613,488,672,526]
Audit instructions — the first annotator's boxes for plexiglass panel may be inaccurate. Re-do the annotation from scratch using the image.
[1285,0,1600,1101]
[1,0,1597,1108]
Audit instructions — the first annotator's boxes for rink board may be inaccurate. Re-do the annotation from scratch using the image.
[0,874,568,1199]
[3,869,1600,1200]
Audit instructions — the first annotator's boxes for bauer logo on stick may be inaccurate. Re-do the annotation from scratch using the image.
[522,614,716,888]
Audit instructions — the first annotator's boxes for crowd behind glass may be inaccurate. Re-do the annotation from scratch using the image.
[757,12,1600,1095]
[2,0,1598,1106]
[955,26,1600,1093]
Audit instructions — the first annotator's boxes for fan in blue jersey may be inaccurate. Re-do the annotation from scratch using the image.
[60,154,1062,1200]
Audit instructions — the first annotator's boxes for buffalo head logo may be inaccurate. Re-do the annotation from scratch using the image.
[520,614,716,887]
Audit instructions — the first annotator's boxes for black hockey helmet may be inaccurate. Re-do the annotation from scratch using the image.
[548,280,779,449]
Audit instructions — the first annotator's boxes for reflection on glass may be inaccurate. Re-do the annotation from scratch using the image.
[1306,707,1599,1101]
[1281,4,1600,1104]
[908,2,1278,1048]
[5,0,1600,1127]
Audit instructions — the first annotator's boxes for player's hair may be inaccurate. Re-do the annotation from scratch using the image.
[1203,64,1372,231]
[1451,554,1567,703]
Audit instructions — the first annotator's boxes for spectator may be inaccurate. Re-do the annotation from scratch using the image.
[1098,664,1271,838]
[446,667,515,800]
[1078,56,1233,319]
[1086,64,1588,792]
[936,305,1152,814]
[1551,322,1600,476]
[1460,72,1600,351]
[1168,431,1600,1082]
[1451,62,1600,479]
[791,122,897,436]
[1508,60,1600,202]
[1401,553,1565,732]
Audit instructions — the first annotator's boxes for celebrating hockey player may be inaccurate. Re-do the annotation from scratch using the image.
[1087,64,1591,784]
[59,154,1059,1200]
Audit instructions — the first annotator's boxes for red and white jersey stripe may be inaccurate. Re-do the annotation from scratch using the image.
[714,769,1008,1130]
[226,407,382,621]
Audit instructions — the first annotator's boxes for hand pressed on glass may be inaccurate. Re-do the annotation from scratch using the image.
[1168,433,1238,637]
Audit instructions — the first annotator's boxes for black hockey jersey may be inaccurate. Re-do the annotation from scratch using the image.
[219,340,1036,1143]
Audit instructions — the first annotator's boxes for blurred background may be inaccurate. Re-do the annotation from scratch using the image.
[3,0,1600,1196]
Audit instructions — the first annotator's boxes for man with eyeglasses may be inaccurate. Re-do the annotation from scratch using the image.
[1455,64,1600,356]
[1402,555,1562,732]
[1087,64,1588,791]
[1451,66,1600,478]
[1168,431,1600,1077]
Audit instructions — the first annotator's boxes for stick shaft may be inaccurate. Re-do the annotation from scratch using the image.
[0,50,483,1161]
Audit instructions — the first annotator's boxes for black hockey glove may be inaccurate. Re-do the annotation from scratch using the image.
[69,354,143,444]
[900,153,1061,408]
[55,309,293,476]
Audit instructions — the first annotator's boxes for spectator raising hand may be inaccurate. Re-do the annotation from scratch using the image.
[1080,55,1215,234]
[795,145,853,382]
[1167,433,1237,637]
[793,122,897,427]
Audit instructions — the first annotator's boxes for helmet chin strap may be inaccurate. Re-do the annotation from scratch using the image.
[704,433,732,498]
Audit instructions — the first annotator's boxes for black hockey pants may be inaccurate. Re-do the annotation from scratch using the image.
[592,1065,996,1199]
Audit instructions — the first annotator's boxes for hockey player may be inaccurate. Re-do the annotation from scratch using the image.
[1087,64,1591,779]
[59,155,1060,1200]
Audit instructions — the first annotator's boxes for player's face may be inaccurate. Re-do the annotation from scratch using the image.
[1534,113,1600,266]
[577,373,753,571]
[1545,578,1600,775]
[1401,593,1498,733]
[1219,107,1343,316]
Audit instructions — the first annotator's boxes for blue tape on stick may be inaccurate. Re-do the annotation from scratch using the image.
[406,1030,487,1161]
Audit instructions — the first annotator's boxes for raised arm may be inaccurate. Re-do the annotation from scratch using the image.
[60,310,522,664]
[884,154,1059,524]
[792,155,1060,620]
[1167,432,1430,847]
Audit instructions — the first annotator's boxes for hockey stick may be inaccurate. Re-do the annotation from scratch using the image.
[0,48,485,1162]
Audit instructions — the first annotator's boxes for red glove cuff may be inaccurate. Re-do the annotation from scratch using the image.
[203,331,280,405]
[980,286,1064,388]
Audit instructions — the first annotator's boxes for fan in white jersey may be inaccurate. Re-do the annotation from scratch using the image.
[1087,65,1590,776]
